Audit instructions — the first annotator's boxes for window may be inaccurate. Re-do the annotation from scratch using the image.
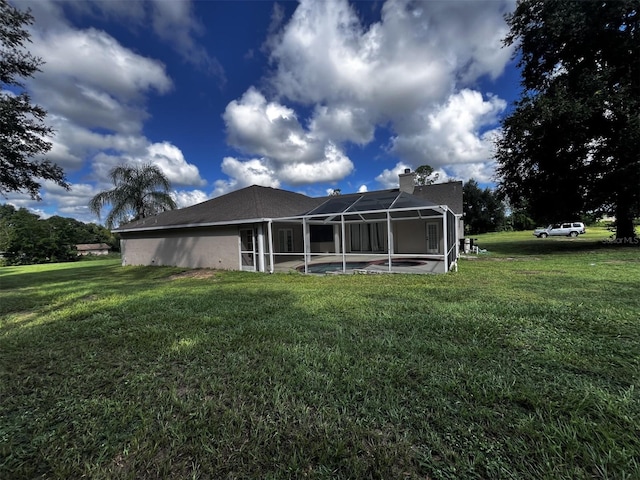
[310,225,333,243]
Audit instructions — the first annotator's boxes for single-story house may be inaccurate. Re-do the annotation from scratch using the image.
[113,170,463,274]
[76,243,111,256]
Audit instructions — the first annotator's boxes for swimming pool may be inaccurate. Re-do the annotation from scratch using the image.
[298,262,370,273]
[298,259,427,273]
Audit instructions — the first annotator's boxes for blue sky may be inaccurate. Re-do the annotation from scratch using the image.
[7,0,520,224]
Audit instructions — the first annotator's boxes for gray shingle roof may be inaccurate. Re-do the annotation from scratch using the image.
[412,181,463,214]
[114,182,463,233]
[114,185,324,232]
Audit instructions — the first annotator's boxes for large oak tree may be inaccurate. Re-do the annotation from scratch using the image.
[496,0,639,239]
[0,0,67,199]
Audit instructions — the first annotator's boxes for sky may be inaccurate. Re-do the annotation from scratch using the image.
[5,0,522,225]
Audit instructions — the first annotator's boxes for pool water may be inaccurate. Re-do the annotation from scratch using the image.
[299,259,426,273]
[300,262,369,273]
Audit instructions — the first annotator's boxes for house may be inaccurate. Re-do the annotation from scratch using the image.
[113,171,462,274]
[76,243,112,256]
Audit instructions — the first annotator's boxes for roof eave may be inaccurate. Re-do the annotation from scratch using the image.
[114,217,273,234]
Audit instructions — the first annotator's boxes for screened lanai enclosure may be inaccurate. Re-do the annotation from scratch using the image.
[254,190,460,274]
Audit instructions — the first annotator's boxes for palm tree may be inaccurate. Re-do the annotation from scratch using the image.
[89,164,177,229]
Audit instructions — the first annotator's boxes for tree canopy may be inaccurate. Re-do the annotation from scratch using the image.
[415,164,439,186]
[89,164,177,229]
[0,0,68,199]
[495,0,639,239]
[0,204,117,265]
[463,179,506,235]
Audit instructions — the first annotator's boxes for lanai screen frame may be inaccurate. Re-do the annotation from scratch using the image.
[273,191,460,274]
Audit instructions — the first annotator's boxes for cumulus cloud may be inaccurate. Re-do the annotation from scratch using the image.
[92,141,206,188]
[28,26,172,134]
[59,0,225,81]
[221,0,513,193]
[375,162,412,189]
[14,1,206,223]
[223,88,354,185]
[213,157,281,197]
[375,162,451,189]
[448,162,497,184]
[268,0,512,115]
[391,89,506,167]
[172,189,210,209]
[309,105,375,145]
[32,28,172,102]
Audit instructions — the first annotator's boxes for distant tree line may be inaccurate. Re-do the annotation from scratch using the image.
[0,204,118,266]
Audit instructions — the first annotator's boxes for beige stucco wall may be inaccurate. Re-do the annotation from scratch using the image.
[394,219,443,254]
[120,226,239,269]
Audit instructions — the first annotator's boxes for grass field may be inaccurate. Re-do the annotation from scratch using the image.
[1,228,639,479]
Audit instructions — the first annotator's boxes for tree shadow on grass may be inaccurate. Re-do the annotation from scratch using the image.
[477,237,639,256]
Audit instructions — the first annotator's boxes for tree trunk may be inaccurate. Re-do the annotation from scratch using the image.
[615,202,636,240]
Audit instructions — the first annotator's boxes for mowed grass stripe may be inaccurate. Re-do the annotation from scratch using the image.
[1,231,639,479]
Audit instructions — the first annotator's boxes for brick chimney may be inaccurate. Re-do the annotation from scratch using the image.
[398,168,415,194]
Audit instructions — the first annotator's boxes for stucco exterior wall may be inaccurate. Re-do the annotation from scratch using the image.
[394,219,443,254]
[120,226,239,269]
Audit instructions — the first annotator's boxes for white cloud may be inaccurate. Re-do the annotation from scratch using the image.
[58,0,224,81]
[145,142,206,187]
[278,143,353,185]
[32,27,172,103]
[221,0,513,194]
[357,184,368,193]
[391,89,506,167]
[224,88,316,163]
[375,162,412,189]
[309,105,375,145]
[92,141,206,188]
[223,88,354,187]
[172,189,210,209]
[449,162,497,184]
[267,0,512,118]
[9,2,206,223]
[374,162,452,189]
[44,182,99,220]
[27,24,172,136]
[213,157,281,197]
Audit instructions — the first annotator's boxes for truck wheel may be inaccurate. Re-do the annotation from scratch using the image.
[539,233,548,238]
[569,231,578,238]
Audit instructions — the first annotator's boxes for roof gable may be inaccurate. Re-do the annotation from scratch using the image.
[412,181,463,214]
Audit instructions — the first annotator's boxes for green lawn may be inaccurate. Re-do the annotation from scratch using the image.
[1,232,639,479]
